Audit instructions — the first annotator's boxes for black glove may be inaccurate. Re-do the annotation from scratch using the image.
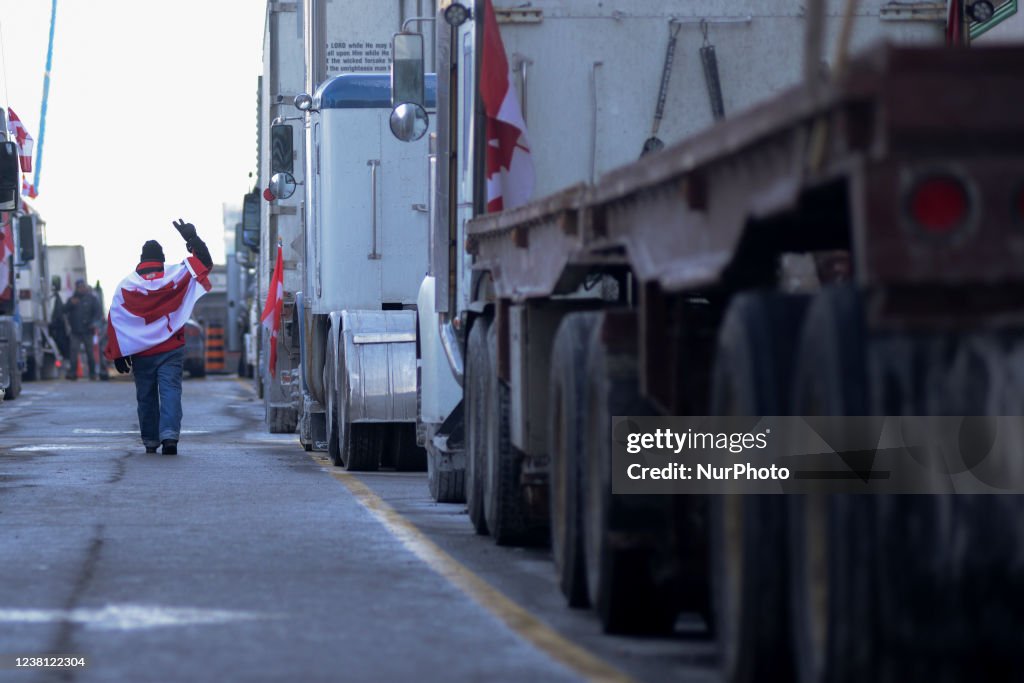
[172,218,198,242]
[114,356,133,374]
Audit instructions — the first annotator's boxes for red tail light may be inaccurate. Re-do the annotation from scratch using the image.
[908,176,969,235]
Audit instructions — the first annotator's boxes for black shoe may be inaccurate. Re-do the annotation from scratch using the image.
[161,439,178,455]
[145,446,157,454]
[65,376,77,381]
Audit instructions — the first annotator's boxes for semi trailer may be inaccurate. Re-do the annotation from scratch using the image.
[396,0,942,502]
[390,0,1024,678]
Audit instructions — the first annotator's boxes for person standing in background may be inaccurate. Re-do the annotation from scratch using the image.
[64,279,100,380]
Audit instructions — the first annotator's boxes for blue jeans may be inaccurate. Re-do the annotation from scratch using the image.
[132,347,184,447]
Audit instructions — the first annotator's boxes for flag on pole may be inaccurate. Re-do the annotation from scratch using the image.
[6,109,34,173]
[0,214,13,301]
[481,0,534,213]
[261,242,284,378]
[947,0,966,46]
[104,256,212,360]
[21,177,37,199]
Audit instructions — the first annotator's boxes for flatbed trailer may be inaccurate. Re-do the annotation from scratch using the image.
[465,43,1024,680]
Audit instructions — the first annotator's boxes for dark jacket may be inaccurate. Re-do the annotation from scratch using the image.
[65,290,100,335]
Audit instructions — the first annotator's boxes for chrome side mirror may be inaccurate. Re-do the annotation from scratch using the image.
[294,93,313,111]
[268,172,297,201]
[389,103,429,142]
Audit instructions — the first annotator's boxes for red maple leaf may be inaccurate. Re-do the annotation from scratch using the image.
[121,277,190,326]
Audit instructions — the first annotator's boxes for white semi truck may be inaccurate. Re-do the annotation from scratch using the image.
[0,206,64,398]
[253,0,439,437]
[12,208,61,382]
[252,0,440,468]
[250,2,307,432]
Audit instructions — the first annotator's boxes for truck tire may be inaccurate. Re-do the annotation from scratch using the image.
[548,312,599,607]
[864,333,1024,680]
[325,330,343,467]
[465,316,491,535]
[709,292,809,683]
[23,356,37,382]
[425,440,466,505]
[483,321,538,546]
[5,356,21,400]
[380,425,398,469]
[582,316,675,634]
[789,286,874,683]
[345,424,384,471]
[337,335,382,472]
[393,424,427,471]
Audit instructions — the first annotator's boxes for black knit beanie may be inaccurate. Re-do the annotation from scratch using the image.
[140,240,165,262]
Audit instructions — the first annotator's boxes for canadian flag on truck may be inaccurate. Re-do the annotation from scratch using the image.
[0,215,13,301]
[947,0,966,46]
[481,0,534,212]
[6,108,33,173]
[261,242,284,378]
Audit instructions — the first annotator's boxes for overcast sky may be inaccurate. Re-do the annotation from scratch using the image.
[0,0,265,299]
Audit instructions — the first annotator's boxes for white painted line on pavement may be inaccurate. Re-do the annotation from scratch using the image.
[0,605,273,631]
[10,445,120,452]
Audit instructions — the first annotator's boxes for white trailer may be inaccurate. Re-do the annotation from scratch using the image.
[45,244,86,305]
[405,0,945,505]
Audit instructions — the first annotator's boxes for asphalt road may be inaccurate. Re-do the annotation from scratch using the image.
[0,376,718,683]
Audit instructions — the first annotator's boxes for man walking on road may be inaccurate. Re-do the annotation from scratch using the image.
[64,279,101,380]
[105,220,213,455]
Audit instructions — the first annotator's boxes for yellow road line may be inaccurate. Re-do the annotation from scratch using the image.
[312,454,637,683]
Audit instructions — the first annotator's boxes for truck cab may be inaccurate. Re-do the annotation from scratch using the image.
[296,72,437,470]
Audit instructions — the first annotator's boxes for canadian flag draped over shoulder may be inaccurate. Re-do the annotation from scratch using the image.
[261,243,284,378]
[104,256,212,360]
[481,0,534,213]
